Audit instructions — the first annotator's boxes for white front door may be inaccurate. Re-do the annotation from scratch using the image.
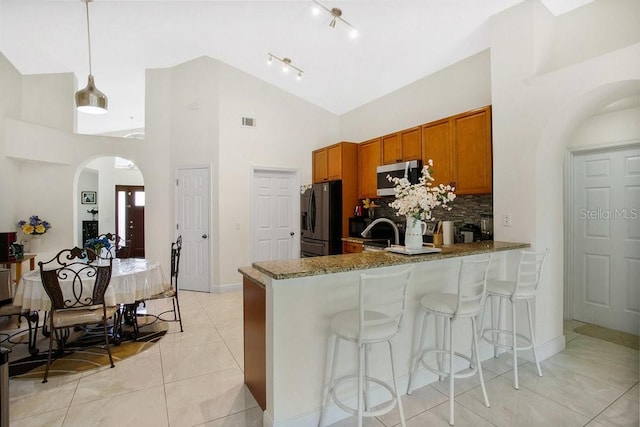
[571,145,640,334]
[251,169,299,263]
[176,166,211,292]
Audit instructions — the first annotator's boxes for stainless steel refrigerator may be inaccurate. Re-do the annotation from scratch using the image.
[300,181,342,257]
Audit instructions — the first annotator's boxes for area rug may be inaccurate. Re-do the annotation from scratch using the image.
[9,319,168,380]
[573,323,639,350]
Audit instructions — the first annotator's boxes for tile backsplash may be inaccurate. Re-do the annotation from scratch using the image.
[370,194,493,231]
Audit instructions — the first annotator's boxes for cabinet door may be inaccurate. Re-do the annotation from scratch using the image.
[400,127,422,161]
[327,144,343,180]
[312,148,328,183]
[381,133,400,165]
[454,107,492,194]
[358,138,381,199]
[422,119,454,187]
[342,241,363,254]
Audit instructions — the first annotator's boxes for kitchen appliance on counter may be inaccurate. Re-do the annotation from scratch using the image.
[300,181,342,257]
[480,214,494,240]
[376,160,422,196]
[460,223,481,242]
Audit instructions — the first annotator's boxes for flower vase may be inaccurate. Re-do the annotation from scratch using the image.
[405,216,427,250]
[29,236,41,253]
[368,208,375,219]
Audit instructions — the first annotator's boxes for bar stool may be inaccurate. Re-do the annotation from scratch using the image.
[480,249,548,389]
[318,266,414,427]
[407,256,492,426]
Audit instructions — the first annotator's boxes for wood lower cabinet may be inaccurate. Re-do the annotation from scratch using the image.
[342,240,363,254]
[422,105,492,195]
[243,276,266,410]
[381,127,422,165]
[358,138,381,199]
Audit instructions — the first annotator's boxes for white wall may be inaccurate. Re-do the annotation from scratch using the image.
[0,52,21,231]
[21,73,75,133]
[569,101,640,148]
[217,62,339,285]
[339,49,492,143]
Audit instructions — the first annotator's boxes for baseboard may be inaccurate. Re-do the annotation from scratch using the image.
[210,282,242,293]
[515,334,566,363]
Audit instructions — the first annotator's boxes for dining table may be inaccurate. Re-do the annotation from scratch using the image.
[13,257,168,312]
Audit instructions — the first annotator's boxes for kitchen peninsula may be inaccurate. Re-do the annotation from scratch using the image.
[239,241,529,427]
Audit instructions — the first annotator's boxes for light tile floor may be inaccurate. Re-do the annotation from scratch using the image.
[3,292,638,427]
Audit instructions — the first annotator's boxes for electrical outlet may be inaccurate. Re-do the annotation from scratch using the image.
[503,213,512,227]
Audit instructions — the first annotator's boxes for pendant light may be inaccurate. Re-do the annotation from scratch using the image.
[75,0,108,114]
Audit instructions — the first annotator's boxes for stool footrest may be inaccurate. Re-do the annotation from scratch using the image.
[416,349,479,379]
[482,329,533,351]
[330,374,398,418]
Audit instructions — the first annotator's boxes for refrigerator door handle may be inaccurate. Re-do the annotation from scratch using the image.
[309,187,316,234]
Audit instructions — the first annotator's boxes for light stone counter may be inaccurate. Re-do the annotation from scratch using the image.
[251,241,529,280]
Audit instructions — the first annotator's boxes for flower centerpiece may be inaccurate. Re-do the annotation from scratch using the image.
[387,159,456,248]
[84,236,111,258]
[17,215,52,236]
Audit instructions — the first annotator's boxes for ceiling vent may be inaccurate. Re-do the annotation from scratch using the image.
[241,117,256,127]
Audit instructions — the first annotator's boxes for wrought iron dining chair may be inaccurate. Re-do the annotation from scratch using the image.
[38,247,117,383]
[137,236,183,333]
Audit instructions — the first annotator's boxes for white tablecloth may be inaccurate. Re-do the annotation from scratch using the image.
[13,258,168,311]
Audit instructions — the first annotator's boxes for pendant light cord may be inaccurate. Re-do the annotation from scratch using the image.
[84,0,93,76]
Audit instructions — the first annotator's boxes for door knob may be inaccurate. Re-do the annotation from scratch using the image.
[202,234,208,239]
[290,232,295,236]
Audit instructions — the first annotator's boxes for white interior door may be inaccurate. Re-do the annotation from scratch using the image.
[176,167,211,292]
[251,169,299,263]
[571,146,640,334]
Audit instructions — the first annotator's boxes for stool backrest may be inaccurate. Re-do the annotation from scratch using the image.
[455,256,493,317]
[514,249,548,296]
[358,266,414,340]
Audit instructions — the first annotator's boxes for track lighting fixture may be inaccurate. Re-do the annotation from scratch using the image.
[267,53,304,80]
[311,0,358,38]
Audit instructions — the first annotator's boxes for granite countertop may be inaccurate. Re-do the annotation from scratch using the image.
[238,266,268,289]
[246,241,529,281]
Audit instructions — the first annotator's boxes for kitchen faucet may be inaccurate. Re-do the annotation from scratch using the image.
[361,218,400,245]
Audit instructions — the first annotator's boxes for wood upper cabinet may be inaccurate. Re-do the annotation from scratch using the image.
[422,118,454,187]
[422,106,492,195]
[358,138,381,199]
[311,142,358,240]
[453,106,492,194]
[381,127,422,165]
[312,149,328,183]
[313,142,355,183]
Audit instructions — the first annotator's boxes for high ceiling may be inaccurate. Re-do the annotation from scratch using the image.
[0,0,592,135]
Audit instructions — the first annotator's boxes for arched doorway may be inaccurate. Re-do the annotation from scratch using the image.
[77,156,145,257]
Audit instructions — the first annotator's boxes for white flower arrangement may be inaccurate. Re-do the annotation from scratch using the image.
[387,159,457,222]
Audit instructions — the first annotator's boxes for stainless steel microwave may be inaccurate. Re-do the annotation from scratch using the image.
[376,160,422,196]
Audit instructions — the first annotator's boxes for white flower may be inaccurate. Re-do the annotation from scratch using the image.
[387,160,456,221]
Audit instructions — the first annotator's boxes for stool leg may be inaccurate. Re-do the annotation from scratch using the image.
[389,340,406,427]
[357,342,365,427]
[448,317,454,426]
[408,310,428,394]
[319,335,340,427]
[526,299,543,377]
[494,296,502,358]
[364,343,370,411]
[471,316,490,408]
[511,298,519,390]
[441,315,449,382]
